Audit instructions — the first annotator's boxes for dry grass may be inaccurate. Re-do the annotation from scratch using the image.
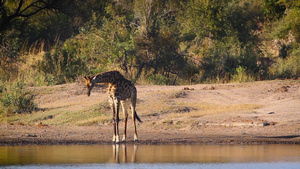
[1,84,110,125]
[2,80,299,133]
[171,103,261,118]
[1,80,300,145]
[1,83,262,129]
[135,88,263,130]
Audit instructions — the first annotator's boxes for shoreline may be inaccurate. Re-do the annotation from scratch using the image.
[1,124,299,146]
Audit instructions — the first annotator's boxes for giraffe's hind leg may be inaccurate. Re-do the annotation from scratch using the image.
[130,88,139,142]
[130,104,138,142]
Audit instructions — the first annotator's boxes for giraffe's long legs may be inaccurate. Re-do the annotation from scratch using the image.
[131,89,139,142]
[110,96,120,143]
[121,101,128,142]
[115,98,120,143]
[130,105,138,141]
[111,99,116,143]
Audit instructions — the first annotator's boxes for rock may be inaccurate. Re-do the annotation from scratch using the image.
[276,85,290,92]
[183,87,194,91]
[209,86,215,90]
[26,134,37,137]
[37,122,48,127]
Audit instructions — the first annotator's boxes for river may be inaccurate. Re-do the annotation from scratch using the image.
[0,144,299,168]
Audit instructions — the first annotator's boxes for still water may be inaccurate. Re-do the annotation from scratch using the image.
[0,144,299,168]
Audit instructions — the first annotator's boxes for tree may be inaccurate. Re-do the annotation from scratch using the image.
[0,0,108,81]
[133,0,187,83]
[0,0,66,32]
[177,0,261,82]
[0,0,64,80]
[263,0,286,22]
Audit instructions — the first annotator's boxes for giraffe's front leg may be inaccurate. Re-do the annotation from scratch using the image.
[109,96,118,143]
[114,98,120,143]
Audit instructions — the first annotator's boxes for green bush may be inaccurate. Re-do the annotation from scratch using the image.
[0,81,37,114]
[232,66,254,83]
[269,53,300,79]
[147,74,169,85]
[38,44,87,85]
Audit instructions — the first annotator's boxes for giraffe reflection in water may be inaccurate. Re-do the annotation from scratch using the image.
[113,144,138,163]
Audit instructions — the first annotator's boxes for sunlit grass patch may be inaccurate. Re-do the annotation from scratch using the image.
[1,101,112,126]
[138,91,173,116]
[41,104,110,126]
[150,103,262,130]
[75,116,111,126]
[171,103,262,119]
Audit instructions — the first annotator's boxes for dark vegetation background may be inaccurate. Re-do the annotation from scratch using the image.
[0,0,299,113]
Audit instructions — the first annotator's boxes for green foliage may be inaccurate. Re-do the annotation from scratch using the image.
[178,0,261,82]
[180,62,200,84]
[133,0,188,82]
[270,7,300,41]
[0,29,22,81]
[266,3,300,79]
[38,44,87,85]
[0,80,37,114]
[263,0,286,21]
[1,0,300,86]
[232,66,255,83]
[19,68,50,87]
[269,47,300,79]
[147,74,169,85]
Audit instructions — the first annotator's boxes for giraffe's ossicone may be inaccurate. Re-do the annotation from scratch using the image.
[84,71,142,143]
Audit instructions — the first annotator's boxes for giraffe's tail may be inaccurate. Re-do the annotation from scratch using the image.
[134,111,142,123]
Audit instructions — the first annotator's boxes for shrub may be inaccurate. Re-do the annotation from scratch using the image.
[0,81,37,114]
[38,44,87,85]
[269,47,300,79]
[232,66,254,83]
[147,74,169,85]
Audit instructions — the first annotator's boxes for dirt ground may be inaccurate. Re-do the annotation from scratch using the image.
[1,80,300,145]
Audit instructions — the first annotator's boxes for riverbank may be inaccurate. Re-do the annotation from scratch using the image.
[1,124,300,145]
[1,80,300,145]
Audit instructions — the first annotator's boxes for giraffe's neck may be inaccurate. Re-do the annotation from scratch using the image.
[92,71,124,84]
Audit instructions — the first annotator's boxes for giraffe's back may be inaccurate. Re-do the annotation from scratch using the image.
[111,78,136,101]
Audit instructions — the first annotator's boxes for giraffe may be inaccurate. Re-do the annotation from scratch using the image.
[84,71,142,143]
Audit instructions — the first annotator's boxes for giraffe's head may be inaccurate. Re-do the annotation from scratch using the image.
[84,76,95,97]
